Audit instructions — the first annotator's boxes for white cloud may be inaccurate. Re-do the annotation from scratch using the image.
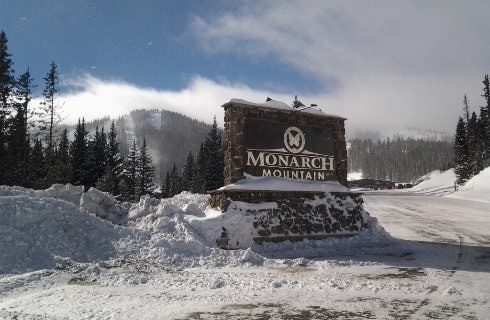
[53,74,292,127]
[192,0,490,134]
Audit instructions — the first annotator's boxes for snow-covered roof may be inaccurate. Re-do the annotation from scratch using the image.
[223,99,346,120]
[217,176,352,193]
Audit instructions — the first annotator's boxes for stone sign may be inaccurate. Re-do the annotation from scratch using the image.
[209,99,365,249]
[222,99,348,186]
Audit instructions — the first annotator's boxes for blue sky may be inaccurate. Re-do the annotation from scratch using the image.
[0,0,322,94]
[1,1,489,136]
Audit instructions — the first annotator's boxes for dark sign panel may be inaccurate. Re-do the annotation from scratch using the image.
[243,119,336,181]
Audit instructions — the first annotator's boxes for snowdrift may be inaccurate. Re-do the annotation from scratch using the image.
[0,185,392,275]
[448,167,490,203]
[409,169,456,196]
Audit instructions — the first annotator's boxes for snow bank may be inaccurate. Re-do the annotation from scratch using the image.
[0,194,139,274]
[0,186,392,275]
[0,184,83,205]
[448,167,490,203]
[80,188,130,225]
[409,169,456,196]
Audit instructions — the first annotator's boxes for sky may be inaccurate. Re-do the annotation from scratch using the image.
[1,0,489,137]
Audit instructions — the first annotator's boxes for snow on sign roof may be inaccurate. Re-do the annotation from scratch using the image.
[224,99,346,120]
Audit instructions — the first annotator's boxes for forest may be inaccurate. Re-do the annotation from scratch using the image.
[348,137,453,182]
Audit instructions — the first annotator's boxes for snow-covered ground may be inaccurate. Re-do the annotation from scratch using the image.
[0,183,489,319]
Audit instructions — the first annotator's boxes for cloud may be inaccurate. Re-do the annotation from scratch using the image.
[53,74,292,127]
[192,0,490,134]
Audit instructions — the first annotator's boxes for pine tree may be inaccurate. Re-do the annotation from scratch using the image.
[163,170,171,198]
[0,30,15,182]
[97,121,124,195]
[49,129,72,184]
[192,143,207,193]
[467,112,482,176]
[6,70,33,186]
[482,75,490,165]
[463,94,471,123]
[168,162,181,196]
[28,139,46,189]
[182,151,195,191]
[71,119,89,187]
[454,117,471,184]
[37,61,60,167]
[138,138,155,197]
[123,139,139,201]
[204,117,224,191]
[86,126,107,189]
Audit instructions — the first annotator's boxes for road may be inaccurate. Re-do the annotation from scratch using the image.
[364,192,490,246]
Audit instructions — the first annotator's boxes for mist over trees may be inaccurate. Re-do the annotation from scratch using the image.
[348,137,453,182]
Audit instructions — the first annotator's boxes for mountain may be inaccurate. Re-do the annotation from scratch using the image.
[73,109,215,185]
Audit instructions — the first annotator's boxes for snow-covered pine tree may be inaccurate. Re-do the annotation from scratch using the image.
[204,117,224,191]
[123,139,139,201]
[70,118,89,187]
[182,151,195,191]
[454,117,471,184]
[137,138,155,197]
[97,120,124,195]
[0,30,15,183]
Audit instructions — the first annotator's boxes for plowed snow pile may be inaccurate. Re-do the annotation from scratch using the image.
[0,185,392,275]
[448,166,490,203]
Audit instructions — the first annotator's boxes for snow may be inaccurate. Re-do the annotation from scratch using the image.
[218,175,350,193]
[227,98,345,119]
[408,169,456,196]
[448,167,490,203]
[1,182,490,319]
[347,170,363,181]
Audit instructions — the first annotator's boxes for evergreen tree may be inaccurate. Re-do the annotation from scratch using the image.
[182,151,195,191]
[97,121,124,195]
[138,138,155,197]
[463,94,471,123]
[192,143,207,193]
[6,70,33,186]
[481,75,490,164]
[168,162,181,196]
[0,30,15,183]
[86,126,107,189]
[163,170,171,198]
[53,129,72,183]
[467,112,483,176]
[37,61,60,167]
[204,117,224,191]
[71,119,89,187]
[454,117,471,184]
[123,139,139,201]
[28,139,46,189]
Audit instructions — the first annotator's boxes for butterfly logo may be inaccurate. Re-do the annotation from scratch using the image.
[284,127,305,153]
